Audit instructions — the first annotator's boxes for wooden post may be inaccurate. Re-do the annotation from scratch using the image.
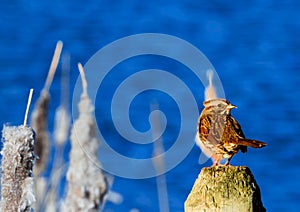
[185,166,266,212]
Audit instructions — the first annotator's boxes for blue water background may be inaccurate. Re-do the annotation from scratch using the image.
[1,1,300,211]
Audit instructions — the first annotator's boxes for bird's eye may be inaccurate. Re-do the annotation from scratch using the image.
[217,103,222,107]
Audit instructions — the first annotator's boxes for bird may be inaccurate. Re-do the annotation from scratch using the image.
[196,98,267,166]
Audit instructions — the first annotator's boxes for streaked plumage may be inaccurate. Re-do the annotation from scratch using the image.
[196,98,266,166]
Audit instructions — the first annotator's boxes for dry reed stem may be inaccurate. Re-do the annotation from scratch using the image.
[44,41,63,91]
[54,54,70,146]
[196,69,218,163]
[23,89,34,126]
[31,41,63,177]
[43,164,68,212]
[60,53,70,109]
[44,56,71,211]
[150,104,170,212]
[31,41,63,211]
[77,63,88,96]
[204,69,217,101]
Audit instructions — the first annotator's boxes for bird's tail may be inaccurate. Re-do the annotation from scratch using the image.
[238,139,267,148]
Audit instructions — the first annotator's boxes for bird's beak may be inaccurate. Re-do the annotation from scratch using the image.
[227,104,237,109]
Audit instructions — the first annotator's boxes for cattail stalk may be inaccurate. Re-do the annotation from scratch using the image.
[31,40,63,176]
[54,53,70,147]
[44,53,71,212]
[196,69,217,164]
[1,89,36,212]
[31,41,63,212]
[150,104,170,212]
[23,89,34,126]
[44,41,64,91]
[61,63,107,211]
[204,69,217,101]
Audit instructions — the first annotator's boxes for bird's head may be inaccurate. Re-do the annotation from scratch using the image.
[203,98,237,115]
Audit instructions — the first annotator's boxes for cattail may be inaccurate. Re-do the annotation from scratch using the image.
[55,53,70,147]
[44,53,70,212]
[31,40,63,176]
[204,69,217,101]
[30,41,63,212]
[54,106,70,146]
[61,63,107,211]
[197,70,218,164]
[1,89,35,212]
[30,89,50,177]
[150,104,170,212]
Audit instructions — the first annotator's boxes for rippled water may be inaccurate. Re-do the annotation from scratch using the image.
[0,1,299,211]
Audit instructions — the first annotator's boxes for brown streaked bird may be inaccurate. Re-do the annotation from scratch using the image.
[196,98,267,166]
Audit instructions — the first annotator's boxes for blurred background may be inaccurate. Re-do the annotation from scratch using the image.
[1,0,299,211]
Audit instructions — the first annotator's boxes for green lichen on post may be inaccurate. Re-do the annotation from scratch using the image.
[185,166,265,212]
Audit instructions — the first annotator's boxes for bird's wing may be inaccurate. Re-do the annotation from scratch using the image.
[228,116,245,138]
[199,113,220,146]
[198,114,210,142]
[227,116,247,153]
[196,114,215,160]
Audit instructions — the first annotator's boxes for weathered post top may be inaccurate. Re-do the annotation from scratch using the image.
[185,166,266,212]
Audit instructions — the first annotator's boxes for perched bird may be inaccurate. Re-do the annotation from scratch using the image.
[196,98,267,166]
